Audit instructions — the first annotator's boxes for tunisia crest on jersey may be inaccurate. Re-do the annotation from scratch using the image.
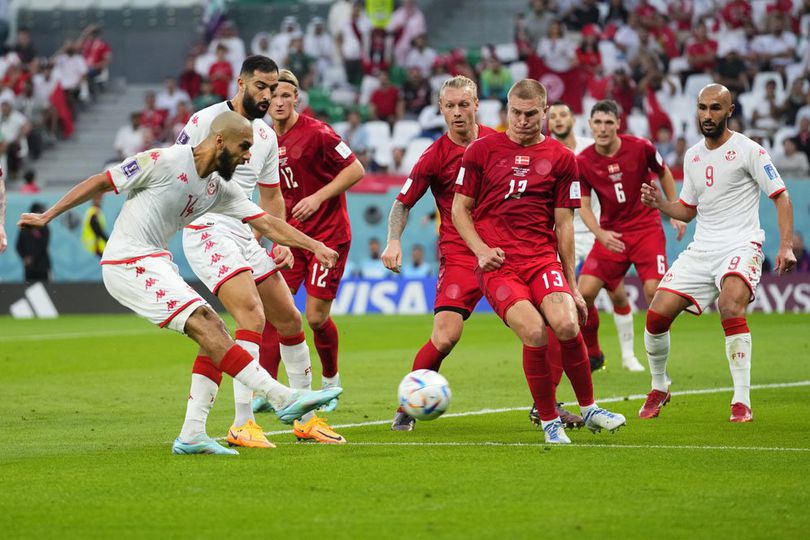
[725,150,737,161]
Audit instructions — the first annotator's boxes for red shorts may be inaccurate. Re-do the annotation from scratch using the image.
[435,257,483,319]
[580,227,667,291]
[477,259,572,322]
[280,241,351,301]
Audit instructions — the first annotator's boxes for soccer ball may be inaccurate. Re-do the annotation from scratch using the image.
[398,369,451,421]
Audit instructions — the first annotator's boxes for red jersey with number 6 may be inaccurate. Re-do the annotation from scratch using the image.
[455,132,581,265]
[577,134,665,233]
[276,114,357,244]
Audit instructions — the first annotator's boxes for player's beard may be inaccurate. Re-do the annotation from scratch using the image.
[552,127,571,140]
[242,90,269,120]
[217,148,236,180]
[700,116,727,139]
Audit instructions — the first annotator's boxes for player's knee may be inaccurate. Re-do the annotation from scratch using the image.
[718,300,746,320]
[306,311,329,330]
[645,310,673,335]
[275,309,303,336]
[434,329,461,352]
[521,328,547,348]
[553,320,579,341]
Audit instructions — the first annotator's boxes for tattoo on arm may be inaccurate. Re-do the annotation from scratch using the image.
[387,201,410,242]
[0,179,6,222]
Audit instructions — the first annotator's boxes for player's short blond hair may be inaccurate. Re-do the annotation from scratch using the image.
[278,69,299,93]
[508,79,547,105]
[439,76,478,101]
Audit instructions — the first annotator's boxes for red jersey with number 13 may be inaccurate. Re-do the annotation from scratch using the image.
[276,114,357,244]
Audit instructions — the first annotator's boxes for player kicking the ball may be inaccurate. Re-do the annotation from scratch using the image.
[639,84,795,422]
[453,80,626,444]
[19,111,341,454]
[179,56,345,446]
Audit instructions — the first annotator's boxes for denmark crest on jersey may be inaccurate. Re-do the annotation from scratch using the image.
[725,150,737,161]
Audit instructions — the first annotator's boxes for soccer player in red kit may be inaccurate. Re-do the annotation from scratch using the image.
[257,70,365,437]
[380,75,498,431]
[452,80,626,444]
[576,99,686,371]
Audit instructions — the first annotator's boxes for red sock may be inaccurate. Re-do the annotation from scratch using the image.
[412,340,449,372]
[217,345,254,378]
[259,322,282,379]
[721,317,749,336]
[559,334,594,407]
[546,329,564,387]
[582,304,602,358]
[192,355,222,386]
[522,345,557,421]
[313,317,339,378]
[614,304,632,315]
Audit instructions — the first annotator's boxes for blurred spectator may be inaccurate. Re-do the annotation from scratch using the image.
[209,21,246,77]
[114,111,147,159]
[773,139,810,178]
[388,0,427,66]
[366,28,392,75]
[782,79,807,126]
[3,63,31,96]
[271,17,302,66]
[0,96,31,179]
[328,0,353,39]
[360,237,387,279]
[566,0,600,31]
[720,0,752,30]
[208,44,233,99]
[751,14,797,70]
[140,91,168,142]
[665,135,687,180]
[447,48,477,82]
[30,60,60,142]
[525,0,556,47]
[337,2,371,87]
[192,42,216,78]
[369,71,402,124]
[251,32,273,57]
[79,25,112,95]
[514,15,534,62]
[590,66,636,129]
[16,201,50,283]
[428,58,451,101]
[401,244,433,278]
[339,109,370,155]
[650,13,679,63]
[404,34,437,79]
[793,233,810,272]
[82,193,108,258]
[304,17,335,79]
[496,108,508,132]
[684,20,718,77]
[614,12,643,64]
[401,67,432,118]
[52,40,88,116]
[16,80,48,159]
[12,28,37,64]
[666,0,693,35]
[537,21,578,73]
[178,56,202,100]
[713,49,749,95]
[285,35,315,90]
[166,101,192,142]
[750,80,782,135]
[654,126,674,159]
[792,118,810,161]
[156,77,191,117]
[387,146,409,175]
[193,80,220,111]
[19,170,40,194]
[577,25,603,84]
[479,57,512,102]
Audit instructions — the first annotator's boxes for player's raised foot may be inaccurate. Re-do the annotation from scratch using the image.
[251,395,275,414]
[589,353,605,372]
[293,415,347,444]
[583,407,626,433]
[275,387,343,424]
[622,356,646,372]
[172,434,239,455]
[638,389,671,419]
[391,407,416,431]
[319,376,341,412]
[530,404,583,429]
[226,419,276,449]
[729,402,753,423]
[542,419,572,444]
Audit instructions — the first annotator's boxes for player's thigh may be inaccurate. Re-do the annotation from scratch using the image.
[279,247,309,294]
[526,262,578,339]
[607,280,630,307]
[302,241,351,301]
[629,228,668,285]
[655,248,716,315]
[431,309,466,351]
[504,299,548,347]
[256,272,303,335]
[435,258,483,319]
[477,266,533,325]
[579,241,630,295]
[717,275,751,318]
[716,242,764,314]
[216,270,265,332]
[102,256,206,334]
[183,226,252,295]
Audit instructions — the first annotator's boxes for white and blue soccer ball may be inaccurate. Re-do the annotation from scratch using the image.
[398,369,452,421]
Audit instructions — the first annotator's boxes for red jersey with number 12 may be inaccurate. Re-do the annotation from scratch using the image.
[396,125,497,262]
[577,134,665,233]
[455,132,581,264]
[276,114,357,244]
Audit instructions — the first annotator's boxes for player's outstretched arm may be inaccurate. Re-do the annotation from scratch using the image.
[451,192,504,271]
[555,207,587,323]
[656,165,688,240]
[248,214,338,269]
[382,200,410,273]
[640,183,697,223]
[291,160,365,221]
[259,184,285,220]
[18,173,114,228]
[772,191,796,275]
[581,194,625,253]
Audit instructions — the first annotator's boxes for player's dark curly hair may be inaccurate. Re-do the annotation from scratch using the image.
[240,55,278,77]
[590,99,620,118]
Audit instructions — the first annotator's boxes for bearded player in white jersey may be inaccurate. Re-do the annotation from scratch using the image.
[178,56,345,446]
[640,84,796,422]
[18,111,341,454]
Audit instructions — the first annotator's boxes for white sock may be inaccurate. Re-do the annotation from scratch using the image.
[579,402,597,417]
[613,311,636,360]
[645,330,670,392]
[233,338,259,426]
[281,341,312,391]
[726,333,752,407]
[322,373,341,388]
[233,360,293,410]
[540,417,563,429]
[179,373,219,443]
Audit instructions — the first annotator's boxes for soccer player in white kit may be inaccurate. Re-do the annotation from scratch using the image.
[178,56,345,447]
[18,111,342,454]
[639,84,796,422]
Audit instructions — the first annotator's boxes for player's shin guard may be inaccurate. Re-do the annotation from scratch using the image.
[219,344,293,410]
[280,332,312,391]
[179,356,223,443]
[645,310,672,392]
[259,322,282,379]
[582,304,602,358]
[412,340,449,372]
[522,345,557,421]
[559,334,595,407]
[612,304,635,360]
[722,317,752,407]
[233,330,262,426]
[313,317,339,378]
[546,329,564,387]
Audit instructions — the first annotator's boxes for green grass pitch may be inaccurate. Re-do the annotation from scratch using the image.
[1,312,809,539]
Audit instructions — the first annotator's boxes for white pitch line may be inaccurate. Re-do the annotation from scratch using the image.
[0,329,159,342]
[255,380,810,437]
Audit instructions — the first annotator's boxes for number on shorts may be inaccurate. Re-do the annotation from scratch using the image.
[281,166,298,189]
[657,254,666,275]
[614,182,626,203]
[504,179,528,199]
[727,256,741,271]
[541,270,564,289]
[311,263,329,288]
[705,165,714,187]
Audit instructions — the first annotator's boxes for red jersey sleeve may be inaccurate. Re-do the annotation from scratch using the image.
[319,123,357,177]
[396,144,436,208]
[454,140,485,200]
[642,137,666,176]
[554,150,582,209]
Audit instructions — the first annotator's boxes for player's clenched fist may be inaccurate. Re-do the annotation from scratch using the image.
[314,243,339,269]
[271,245,295,269]
[640,183,660,208]
[477,246,505,272]
[381,241,402,273]
[18,212,50,228]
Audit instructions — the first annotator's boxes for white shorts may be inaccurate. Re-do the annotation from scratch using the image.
[657,242,764,315]
[101,254,206,333]
[575,231,596,268]
[183,223,278,295]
